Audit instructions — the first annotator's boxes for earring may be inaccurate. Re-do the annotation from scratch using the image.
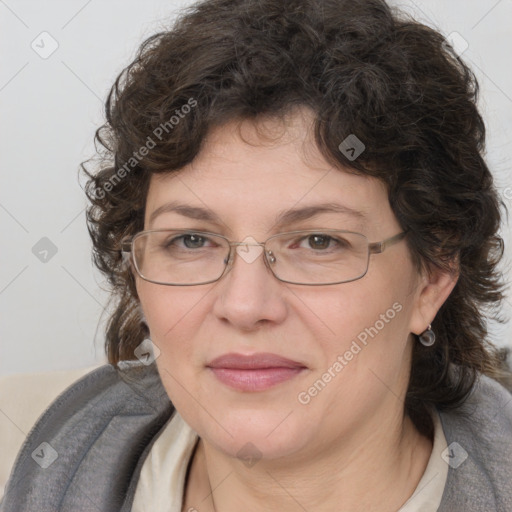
[419,324,436,347]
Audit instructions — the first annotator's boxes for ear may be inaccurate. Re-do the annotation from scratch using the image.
[409,262,459,336]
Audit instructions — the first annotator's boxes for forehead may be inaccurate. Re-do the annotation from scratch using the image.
[144,112,395,236]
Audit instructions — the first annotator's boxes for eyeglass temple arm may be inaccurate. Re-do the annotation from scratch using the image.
[120,237,133,252]
[368,231,407,254]
[120,239,134,269]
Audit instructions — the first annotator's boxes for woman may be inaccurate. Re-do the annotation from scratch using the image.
[2,0,511,510]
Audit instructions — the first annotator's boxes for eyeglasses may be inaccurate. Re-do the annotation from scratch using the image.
[121,229,407,286]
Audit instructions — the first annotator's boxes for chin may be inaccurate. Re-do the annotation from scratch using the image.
[157,363,321,460]
[192,404,315,462]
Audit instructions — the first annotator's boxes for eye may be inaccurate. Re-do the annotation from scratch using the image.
[163,233,214,250]
[305,234,332,250]
[297,234,349,251]
[181,234,208,249]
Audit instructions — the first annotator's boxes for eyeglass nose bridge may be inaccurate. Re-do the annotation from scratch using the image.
[230,241,264,248]
[224,239,277,270]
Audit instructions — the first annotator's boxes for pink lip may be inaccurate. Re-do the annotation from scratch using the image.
[206,353,307,392]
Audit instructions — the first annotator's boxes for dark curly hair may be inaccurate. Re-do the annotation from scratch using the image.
[82,0,511,436]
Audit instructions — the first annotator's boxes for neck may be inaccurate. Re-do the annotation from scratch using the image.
[183,407,433,512]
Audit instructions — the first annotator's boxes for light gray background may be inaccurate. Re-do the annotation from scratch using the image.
[1,0,511,377]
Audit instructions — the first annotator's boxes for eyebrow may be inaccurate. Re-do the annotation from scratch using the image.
[149,201,224,226]
[148,201,366,229]
[272,203,366,229]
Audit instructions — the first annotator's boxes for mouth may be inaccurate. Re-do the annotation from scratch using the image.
[206,353,307,392]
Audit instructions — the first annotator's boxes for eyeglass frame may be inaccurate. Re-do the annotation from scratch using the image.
[121,229,408,286]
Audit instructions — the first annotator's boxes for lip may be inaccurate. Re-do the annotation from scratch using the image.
[206,353,307,392]
[207,352,305,369]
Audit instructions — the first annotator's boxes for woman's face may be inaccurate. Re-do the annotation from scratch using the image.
[136,110,428,462]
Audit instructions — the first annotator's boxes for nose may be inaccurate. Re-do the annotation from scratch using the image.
[212,240,288,331]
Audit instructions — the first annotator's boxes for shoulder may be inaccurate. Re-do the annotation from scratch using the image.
[0,361,174,511]
[0,365,102,500]
[438,373,512,511]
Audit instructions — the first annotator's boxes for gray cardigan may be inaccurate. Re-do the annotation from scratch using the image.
[1,361,511,511]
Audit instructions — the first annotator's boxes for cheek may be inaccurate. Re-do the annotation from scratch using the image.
[293,287,412,424]
[300,263,414,387]
[310,281,407,348]
[136,281,213,361]
[136,282,215,414]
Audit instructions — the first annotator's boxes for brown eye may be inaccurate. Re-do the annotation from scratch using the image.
[307,234,331,250]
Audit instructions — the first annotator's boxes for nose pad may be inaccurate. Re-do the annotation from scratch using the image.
[266,250,276,264]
